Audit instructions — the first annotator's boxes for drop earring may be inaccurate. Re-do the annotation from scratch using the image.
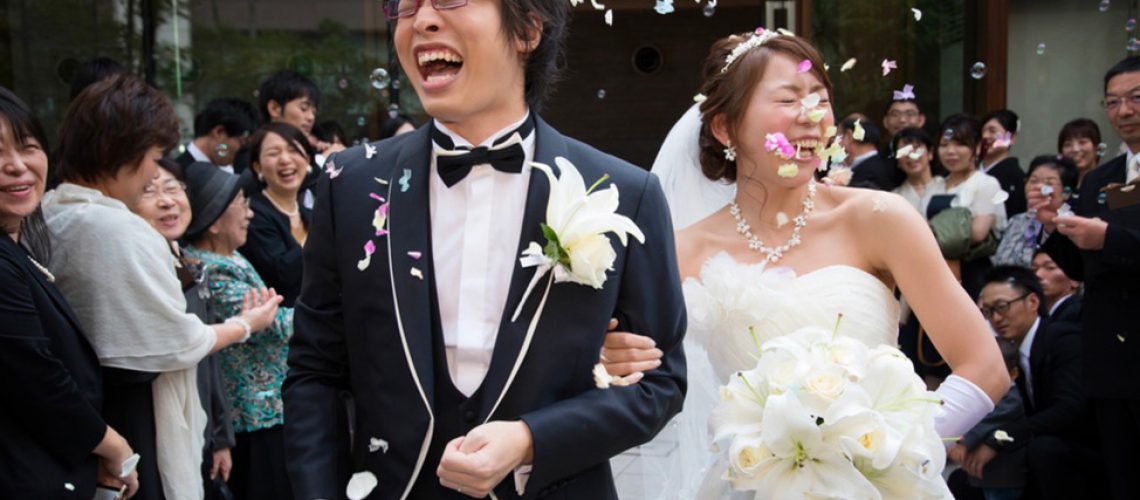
[724,142,737,162]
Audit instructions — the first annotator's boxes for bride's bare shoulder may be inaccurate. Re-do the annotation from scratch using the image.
[675,209,735,279]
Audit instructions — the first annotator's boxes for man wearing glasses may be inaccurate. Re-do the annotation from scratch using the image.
[1043,56,1140,499]
[973,266,1098,500]
[283,1,686,499]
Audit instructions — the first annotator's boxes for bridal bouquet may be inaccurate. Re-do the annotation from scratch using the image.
[710,321,951,499]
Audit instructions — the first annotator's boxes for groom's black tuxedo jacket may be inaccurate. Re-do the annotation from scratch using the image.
[283,118,687,499]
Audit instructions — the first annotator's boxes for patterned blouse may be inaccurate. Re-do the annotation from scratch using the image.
[183,247,293,434]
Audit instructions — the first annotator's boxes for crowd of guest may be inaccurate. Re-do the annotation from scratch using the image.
[0,48,1136,500]
[829,56,1140,500]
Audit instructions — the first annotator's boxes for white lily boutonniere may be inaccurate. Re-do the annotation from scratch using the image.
[511,157,646,322]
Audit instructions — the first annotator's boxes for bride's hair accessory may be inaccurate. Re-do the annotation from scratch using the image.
[722,28,782,73]
[724,142,737,162]
[729,179,817,263]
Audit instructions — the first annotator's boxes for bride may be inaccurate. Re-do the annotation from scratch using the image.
[605,30,1008,498]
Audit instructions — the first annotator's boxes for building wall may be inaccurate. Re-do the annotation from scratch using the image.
[1007,0,1130,162]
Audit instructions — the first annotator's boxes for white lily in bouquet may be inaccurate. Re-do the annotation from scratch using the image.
[710,319,951,499]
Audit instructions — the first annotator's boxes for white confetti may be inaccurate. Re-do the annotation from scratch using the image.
[895,144,915,158]
[590,0,604,10]
[912,8,923,21]
[365,143,377,159]
[374,177,388,186]
[346,471,379,500]
[64,483,75,491]
[410,267,424,280]
[776,212,790,228]
[368,437,390,453]
[993,430,1014,443]
[840,57,857,72]
[853,119,866,141]
[593,363,613,389]
[604,9,613,25]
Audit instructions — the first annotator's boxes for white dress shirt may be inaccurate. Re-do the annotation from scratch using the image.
[1126,148,1139,185]
[1048,294,1073,318]
[847,149,878,170]
[187,142,234,174]
[429,113,535,397]
[1018,317,1042,405]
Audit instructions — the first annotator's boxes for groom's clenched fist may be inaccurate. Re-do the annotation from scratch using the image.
[438,421,535,498]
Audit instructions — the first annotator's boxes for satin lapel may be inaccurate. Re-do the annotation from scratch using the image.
[385,126,438,407]
[479,118,569,420]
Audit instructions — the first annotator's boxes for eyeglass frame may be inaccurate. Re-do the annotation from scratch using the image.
[141,180,187,199]
[384,0,468,20]
[979,292,1032,319]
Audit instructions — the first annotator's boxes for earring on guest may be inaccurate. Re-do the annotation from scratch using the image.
[724,142,737,162]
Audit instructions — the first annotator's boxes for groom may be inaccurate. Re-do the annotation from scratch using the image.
[282,1,687,499]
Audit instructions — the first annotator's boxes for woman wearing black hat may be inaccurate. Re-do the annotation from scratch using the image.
[182,163,296,500]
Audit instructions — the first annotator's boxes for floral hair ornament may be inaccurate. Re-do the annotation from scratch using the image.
[722,27,783,73]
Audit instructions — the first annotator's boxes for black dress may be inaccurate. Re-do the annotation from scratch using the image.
[239,191,310,307]
[0,236,107,498]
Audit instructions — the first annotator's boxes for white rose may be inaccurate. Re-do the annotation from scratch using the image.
[560,232,616,288]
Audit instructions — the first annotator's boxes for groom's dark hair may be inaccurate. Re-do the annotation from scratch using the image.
[500,0,570,112]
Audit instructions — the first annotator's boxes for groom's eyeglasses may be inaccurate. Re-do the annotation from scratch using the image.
[385,0,468,19]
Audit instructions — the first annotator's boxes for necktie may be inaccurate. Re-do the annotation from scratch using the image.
[432,118,535,188]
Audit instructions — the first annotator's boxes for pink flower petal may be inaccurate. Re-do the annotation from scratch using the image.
[797,59,812,73]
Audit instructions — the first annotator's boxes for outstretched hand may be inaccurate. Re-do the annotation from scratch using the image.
[239,287,283,332]
[601,318,662,384]
[1054,214,1108,250]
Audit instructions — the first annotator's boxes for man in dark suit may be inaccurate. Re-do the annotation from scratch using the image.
[972,266,1099,500]
[282,2,686,499]
[175,98,259,174]
[980,109,1027,217]
[841,118,896,190]
[1044,56,1140,500]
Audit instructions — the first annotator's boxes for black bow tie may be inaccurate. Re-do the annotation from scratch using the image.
[432,118,534,188]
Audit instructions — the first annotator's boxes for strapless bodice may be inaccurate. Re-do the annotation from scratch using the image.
[684,252,900,383]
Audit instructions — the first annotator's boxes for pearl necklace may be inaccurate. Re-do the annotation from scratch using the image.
[266,194,300,217]
[729,180,817,263]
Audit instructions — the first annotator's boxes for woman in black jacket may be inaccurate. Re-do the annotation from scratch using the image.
[0,86,138,498]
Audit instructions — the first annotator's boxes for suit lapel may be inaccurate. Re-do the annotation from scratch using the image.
[385,126,438,408]
[478,118,569,420]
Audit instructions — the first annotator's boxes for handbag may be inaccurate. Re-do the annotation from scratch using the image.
[929,206,1000,261]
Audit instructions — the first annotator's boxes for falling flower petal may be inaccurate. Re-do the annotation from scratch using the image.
[326,159,343,178]
[693,93,707,103]
[369,193,385,202]
[398,168,412,192]
[825,125,838,138]
[808,109,827,123]
[410,267,424,280]
[893,84,916,101]
[881,59,897,76]
[593,362,614,389]
[369,437,390,453]
[64,483,75,491]
[777,28,795,36]
[896,144,915,158]
[776,212,790,228]
[908,147,926,160]
[357,241,376,272]
[365,143,378,159]
[346,471,379,500]
[653,0,674,14]
[992,131,1013,150]
[777,163,800,178]
[407,251,423,260]
[872,197,887,213]
[797,59,813,73]
[801,92,822,109]
[993,430,1014,443]
[590,0,604,9]
[374,177,388,186]
[604,9,613,25]
[840,57,857,72]
[765,132,797,159]
[853,120,866,141]
[825,166,853,185]
[912,7,922,21]
[372,203,389,236]
[992,190,1011,205]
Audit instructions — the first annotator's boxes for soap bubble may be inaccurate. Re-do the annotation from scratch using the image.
[215,143,229,158]
[970,62,987,80]
[1096,142,1108,157]
[1099,0,1111,13]
[337,78,349,90]
[356,116,367,127]
[1129,38,1140,52]
[703,3,715,17]
[388,103,400,119]
[370,68,391,90]
[1036,43,1046,55]
[596,89,606,99]
[1128,18,1137,31]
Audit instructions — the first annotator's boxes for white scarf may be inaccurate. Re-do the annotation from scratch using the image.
[42,183,212,500]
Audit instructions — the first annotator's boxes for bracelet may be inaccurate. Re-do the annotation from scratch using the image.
[224,317,252,342]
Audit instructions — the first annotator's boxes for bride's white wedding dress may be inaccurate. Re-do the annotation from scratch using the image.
[689,253,901,499]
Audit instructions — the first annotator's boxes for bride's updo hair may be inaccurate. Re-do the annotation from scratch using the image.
[697,32,832,182]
